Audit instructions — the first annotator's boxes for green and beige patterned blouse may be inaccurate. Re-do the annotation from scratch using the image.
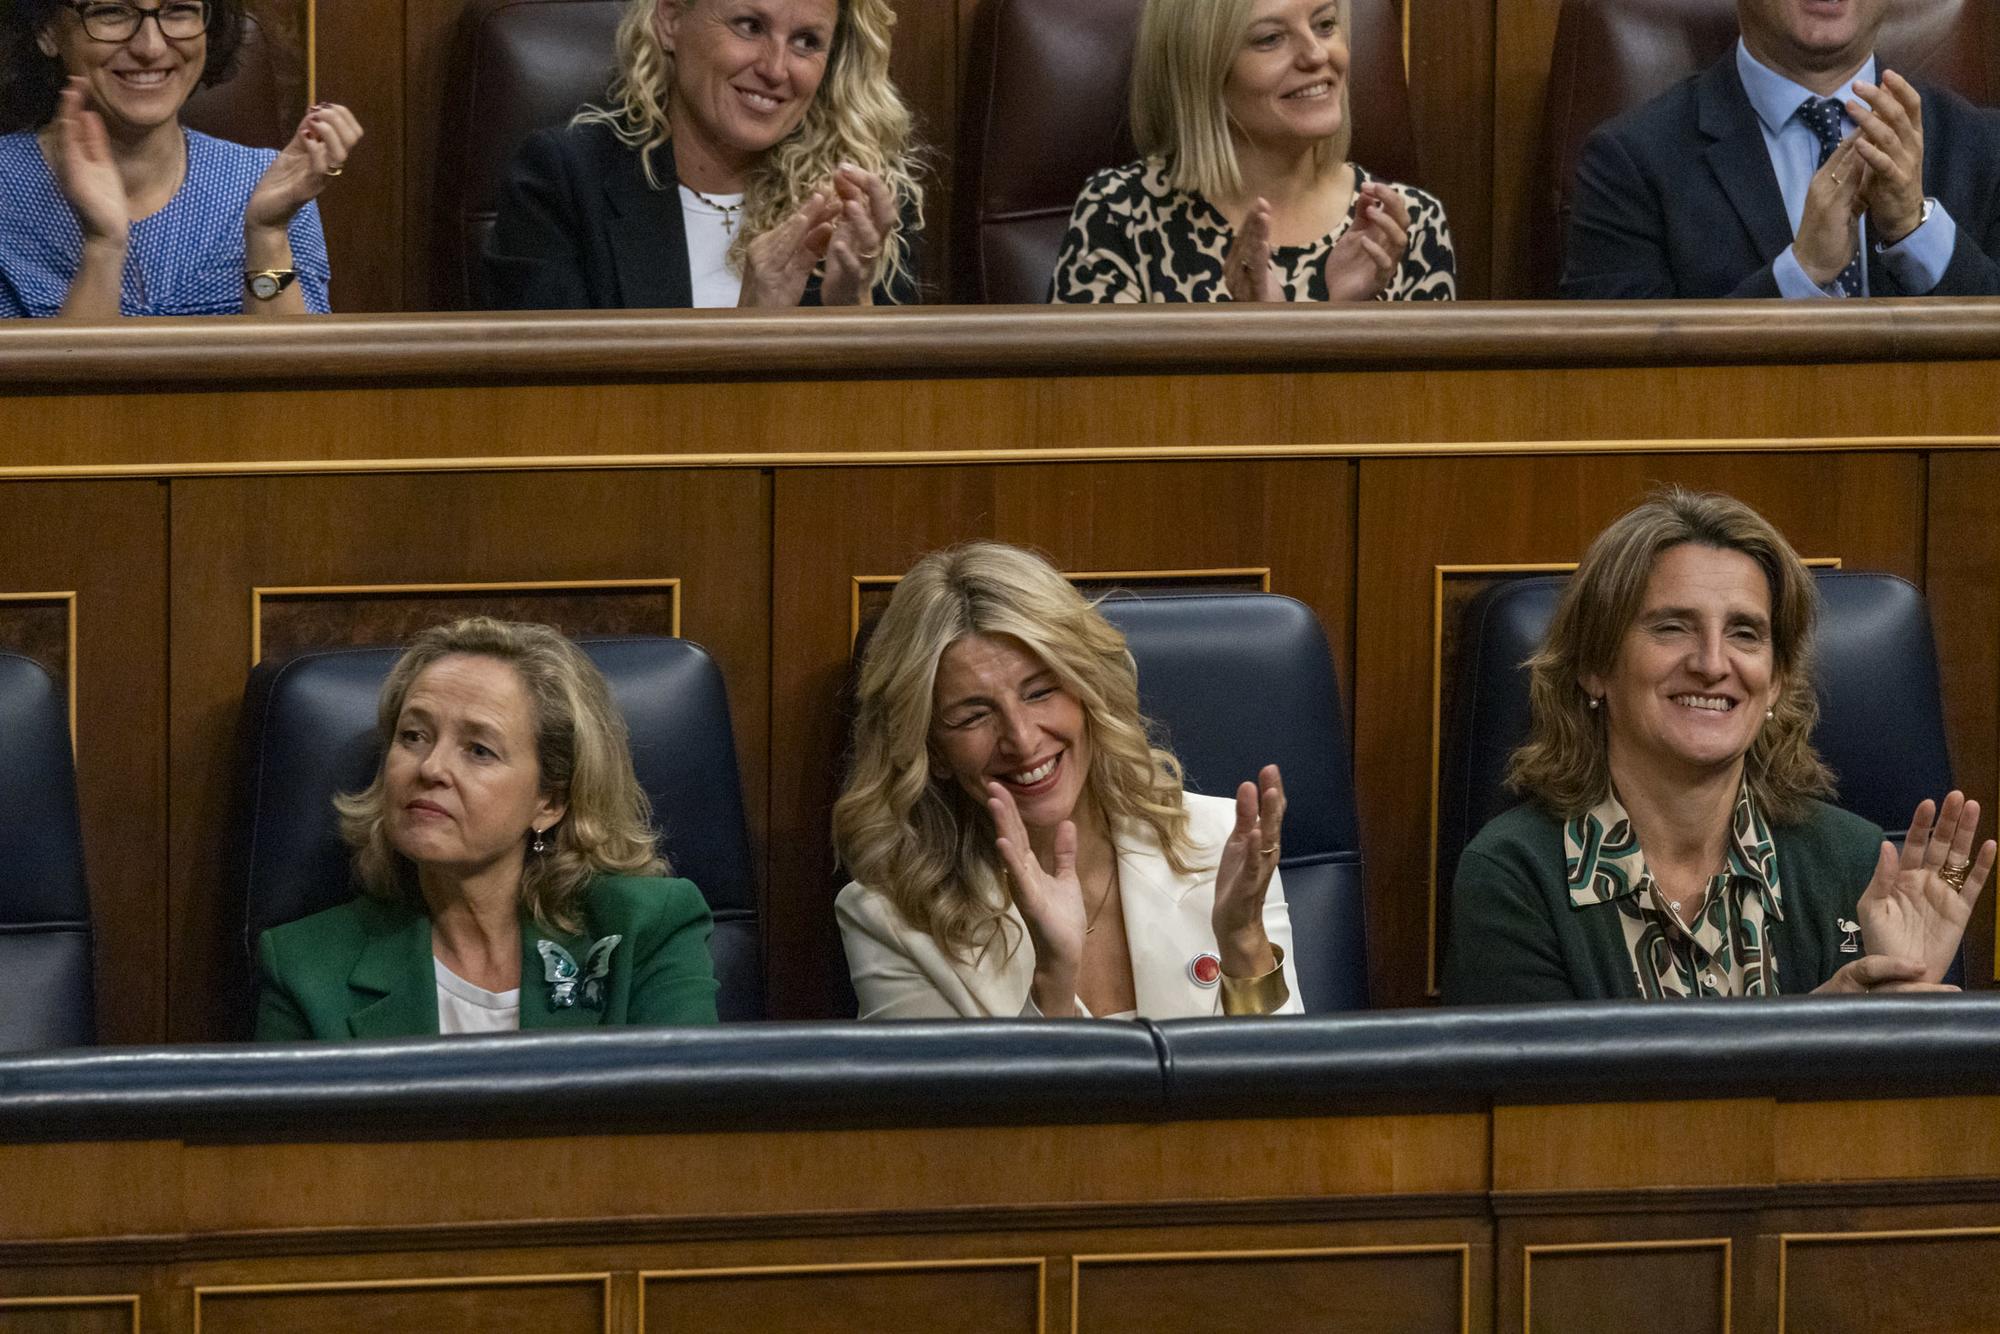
[1563,787,1795,998]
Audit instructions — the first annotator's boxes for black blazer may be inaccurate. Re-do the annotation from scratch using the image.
[483,119,917,310]
[1561,53,2000,298]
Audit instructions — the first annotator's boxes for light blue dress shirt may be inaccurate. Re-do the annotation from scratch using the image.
[1736,40,1955,298]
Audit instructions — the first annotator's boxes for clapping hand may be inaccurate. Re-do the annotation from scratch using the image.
[737,189,839,307]
[245,103,362,235]
[1849,71,1927,245]
[819,164,897,306]
[48,78,128,244]
[1794,134,1868,288]
[1858,791,1995,984]
[1324,180,1409,301]
[987,781,1087,1017]
[1210,764,1284,978]
[1222,198,1283,302]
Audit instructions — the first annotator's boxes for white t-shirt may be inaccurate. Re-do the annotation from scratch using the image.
[679,186,744,308]
[434,957,520,1034]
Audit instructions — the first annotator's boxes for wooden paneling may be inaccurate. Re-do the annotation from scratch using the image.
[1779,1229,2000,1334]
[312,0,407,312]
[1073,1247,1469,1334]
[1522,1240,1730,1334]
[1776,1097,2000,1184]
[0,483,167,1045]
[164,470,770,1038]
[196,1276,608,1334]
[1925,453,2000,984]
[1495,1100,1774,1193]
[1407,0,1497,298]
[1356,453,1926,1004]
[0,1298,136,1334]
[769,460,1356,1016]
[643,1261,1042,1334]
[1488,0,1566,299]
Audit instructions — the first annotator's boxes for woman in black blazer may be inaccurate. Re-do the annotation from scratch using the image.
[485,0,922,310]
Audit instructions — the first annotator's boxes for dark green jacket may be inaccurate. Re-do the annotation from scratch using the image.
[254,875,720,1039]
[1442,798,1883,1004]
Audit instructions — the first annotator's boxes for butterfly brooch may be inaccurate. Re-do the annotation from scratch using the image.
[538,935,623,1010]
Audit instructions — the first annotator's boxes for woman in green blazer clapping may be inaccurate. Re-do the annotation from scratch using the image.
[255,617,719,1039]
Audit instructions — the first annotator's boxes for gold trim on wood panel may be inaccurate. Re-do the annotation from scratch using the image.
[850,568,1273,646]
[0,434,1993,484]
[304,0,314,104]
[1072,1243,1472,1334]
[192,1273,612,1334]
[1777,1225,2000,1334]
[0,589,78,752]
[1523,1238,1731,1334]
[249,578,683,665]
[1424,557,1844,995]
[638,1257,1048,1334]
[0,1294,139,1334]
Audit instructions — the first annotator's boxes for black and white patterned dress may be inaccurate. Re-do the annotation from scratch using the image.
[1050,157,1455,303]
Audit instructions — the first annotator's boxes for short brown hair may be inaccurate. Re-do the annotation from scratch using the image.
[1507,488,1833,823]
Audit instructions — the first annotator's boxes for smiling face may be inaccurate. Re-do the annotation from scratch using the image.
[1736,0,1888,86]
[930,633,1093,838]
[1583,543,1781,792]
[658,0,837,182]
[37,2,208,140]
[1222,0,1348,156]
[383,654,566,890]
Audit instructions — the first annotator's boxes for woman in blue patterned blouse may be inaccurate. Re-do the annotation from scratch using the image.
[0,0,361,317]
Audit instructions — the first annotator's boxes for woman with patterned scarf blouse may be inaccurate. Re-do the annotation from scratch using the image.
[1443,489,1991,1003]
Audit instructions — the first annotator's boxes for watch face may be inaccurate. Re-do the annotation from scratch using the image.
[250,273,280,300]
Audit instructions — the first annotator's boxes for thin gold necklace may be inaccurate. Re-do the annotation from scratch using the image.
[1084,861,1120,936]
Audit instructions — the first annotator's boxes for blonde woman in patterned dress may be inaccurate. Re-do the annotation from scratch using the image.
[1050,0,1452,304]
[1442,489,1992,1005]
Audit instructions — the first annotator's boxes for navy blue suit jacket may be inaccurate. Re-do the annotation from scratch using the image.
[1561,53,2000,298]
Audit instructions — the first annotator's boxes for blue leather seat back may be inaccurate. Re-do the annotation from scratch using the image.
[1439,571,1958,978]
[0,653,94,1051]
[1098,593,1367,1012]
[235,637,763,1020]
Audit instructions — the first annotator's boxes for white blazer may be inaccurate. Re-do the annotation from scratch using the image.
[836,793,1305,1019]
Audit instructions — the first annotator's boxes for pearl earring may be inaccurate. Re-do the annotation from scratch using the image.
[1587,697,1601,710]
[530,827,547,854]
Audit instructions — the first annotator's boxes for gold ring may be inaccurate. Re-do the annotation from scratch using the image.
[324,165,344,176]
[1260,843,1280,856]
[1831,173,1846,185]
[1940,857,1973,890]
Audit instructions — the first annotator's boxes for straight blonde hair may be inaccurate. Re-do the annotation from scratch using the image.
[575,0,924,297]
[833,543,1195,962]
[1131,0,1353,202]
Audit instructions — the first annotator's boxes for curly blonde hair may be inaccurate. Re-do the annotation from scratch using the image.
[1132,0,1354,202]
[833,543,1196,963]
[574,0,924,298]
[335,617,666,934]
[1507,488,1834,824]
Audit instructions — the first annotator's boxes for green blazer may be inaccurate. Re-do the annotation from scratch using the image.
[1442,798,1883,1004]
[254,874,720,1039]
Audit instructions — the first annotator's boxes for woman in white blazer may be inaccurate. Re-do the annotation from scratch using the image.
[833,542,1303,1020]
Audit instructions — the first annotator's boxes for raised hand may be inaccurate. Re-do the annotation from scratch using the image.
[737,189,839,308]
[1794,134,1867,287]
[1858,791,1995,983]
[1324,180,1408,301]
[1223,198,1283,302]
[987,780,1086,1015]
[1849,70,1927,244]
[819,164,897,307]
[1210,764,1284,978]
[48,79,129,243]
[245,103,363,235]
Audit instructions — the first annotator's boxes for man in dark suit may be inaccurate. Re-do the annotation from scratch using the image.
[1561,0,2000,298]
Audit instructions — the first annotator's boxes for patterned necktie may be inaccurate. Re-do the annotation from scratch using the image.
[1796,95,1865,296]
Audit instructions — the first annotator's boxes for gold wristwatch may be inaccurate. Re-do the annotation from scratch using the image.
[245,269,298,301]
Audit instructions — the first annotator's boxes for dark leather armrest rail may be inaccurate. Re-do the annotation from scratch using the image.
[5,999,2000,1142]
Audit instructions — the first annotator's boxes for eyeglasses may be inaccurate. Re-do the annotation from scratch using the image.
[62,1,210,42]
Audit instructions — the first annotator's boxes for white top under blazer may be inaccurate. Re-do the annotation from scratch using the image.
[836,792,1305,1020]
